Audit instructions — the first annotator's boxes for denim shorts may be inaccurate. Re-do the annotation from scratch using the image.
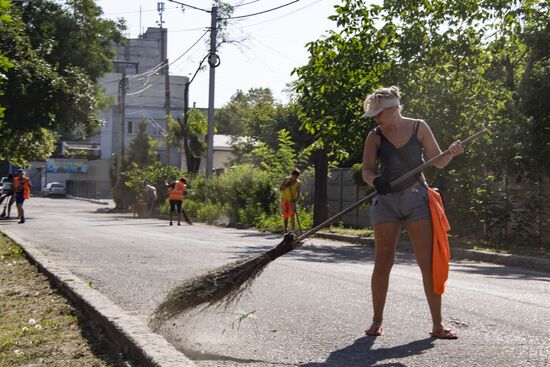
[370,184,430,225]
[15,193,25,205]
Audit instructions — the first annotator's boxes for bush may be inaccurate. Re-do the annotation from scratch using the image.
[182,199,201,218]
[197,203,224,224]
[255,205,313,233]
[238,205,264,226]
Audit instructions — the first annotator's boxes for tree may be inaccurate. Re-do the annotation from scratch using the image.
[127,121,158,167]
[0,0,12,124]
[292,0,548,228]
[111,121,159,209]
[169,110,207,174]
[243,129,311,179]
[0,1,124,165]
[215,87,276,137]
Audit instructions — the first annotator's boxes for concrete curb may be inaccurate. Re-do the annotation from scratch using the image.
[66,195,110,205]
[315,232,550,273]
[3,231,195,367]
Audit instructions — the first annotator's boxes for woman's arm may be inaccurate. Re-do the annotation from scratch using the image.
[418,120,463,169]
[362,131,379,187]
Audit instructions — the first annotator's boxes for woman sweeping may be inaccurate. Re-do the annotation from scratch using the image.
[361,86,463,339]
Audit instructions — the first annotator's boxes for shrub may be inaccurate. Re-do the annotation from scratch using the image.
[197,203,224,224]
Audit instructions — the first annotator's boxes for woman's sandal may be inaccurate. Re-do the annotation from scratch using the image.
[430,328,458,339]
[365,323,384,336]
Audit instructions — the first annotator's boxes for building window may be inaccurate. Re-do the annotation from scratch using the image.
[127,120,134,135]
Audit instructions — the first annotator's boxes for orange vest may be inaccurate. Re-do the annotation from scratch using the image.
[169,181,186,201]
[428,187,450,295]
[14,177,31,199]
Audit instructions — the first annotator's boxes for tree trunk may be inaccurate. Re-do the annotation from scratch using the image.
[313,149,329,226]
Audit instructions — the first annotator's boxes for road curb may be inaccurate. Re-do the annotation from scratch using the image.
[315,232,550,273]
[2,231,195,367]
[67,195,110,205]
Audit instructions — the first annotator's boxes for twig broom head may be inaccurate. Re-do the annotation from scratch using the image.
[149,232,296,330]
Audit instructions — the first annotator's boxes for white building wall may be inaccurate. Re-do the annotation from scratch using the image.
[97,27,189,165]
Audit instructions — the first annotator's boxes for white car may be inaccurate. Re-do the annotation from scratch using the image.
[0,177,11,195]
[42,182,66,197]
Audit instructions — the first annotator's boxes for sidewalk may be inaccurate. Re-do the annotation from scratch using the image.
[315,232,550,273]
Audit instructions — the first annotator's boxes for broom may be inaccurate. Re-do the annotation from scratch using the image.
[181,207,193,225]
[149,128,488,329]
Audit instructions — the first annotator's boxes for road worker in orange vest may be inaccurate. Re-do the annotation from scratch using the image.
[13,168,31,224]
[165,177,187,226]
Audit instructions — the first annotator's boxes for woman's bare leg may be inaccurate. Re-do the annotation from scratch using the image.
[371,222,401,324]
[405,219,443,331]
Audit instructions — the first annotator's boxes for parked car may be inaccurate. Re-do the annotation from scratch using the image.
[42,182,66,197]
[0,177,12,195]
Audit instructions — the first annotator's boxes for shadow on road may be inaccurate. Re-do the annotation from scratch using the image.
[222,240,417,266]
[451,262,550,281]
[300,337,435,367]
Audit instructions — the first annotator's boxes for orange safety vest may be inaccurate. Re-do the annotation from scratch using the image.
[427,187,450,295]
[168,181,186,201]
[13,177,31,200]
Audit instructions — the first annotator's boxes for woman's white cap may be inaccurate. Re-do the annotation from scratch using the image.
[362,95,400,118]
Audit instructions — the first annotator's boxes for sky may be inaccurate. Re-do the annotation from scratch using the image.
[96,0,342,108]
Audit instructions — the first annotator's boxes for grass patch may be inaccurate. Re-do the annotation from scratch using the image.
[320,225,374,238]
[0,234,127,366]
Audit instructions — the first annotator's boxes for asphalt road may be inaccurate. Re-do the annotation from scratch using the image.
[1,197,549,366]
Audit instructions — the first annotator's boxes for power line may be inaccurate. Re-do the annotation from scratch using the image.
[225,0,301,20]
[125,29,208,85]
[188,54,210,85]
[232,0,324,29]
[231,0,263,8]
[169,30,209,68]
[166,0,210,13]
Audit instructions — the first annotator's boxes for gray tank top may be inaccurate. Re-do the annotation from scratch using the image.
[376,120,424,192]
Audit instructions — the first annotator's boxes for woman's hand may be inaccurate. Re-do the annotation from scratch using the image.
[448,140,464,157]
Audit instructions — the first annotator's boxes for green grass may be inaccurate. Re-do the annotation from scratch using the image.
[320,225,374,237]
[0,235,126,366]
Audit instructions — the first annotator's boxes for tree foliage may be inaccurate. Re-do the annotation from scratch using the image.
[125,162,184,204]
[127,121,158,167]
[292,0,549,237]
[169,109,207,174]
[0,0,12,123]
[243,129,311,179]
[0,0,124,165]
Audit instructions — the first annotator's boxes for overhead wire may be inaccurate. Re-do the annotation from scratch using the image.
[231,0,325,29]
[225,0,301,20]
[166,0,210,13]
[231,0,263,7]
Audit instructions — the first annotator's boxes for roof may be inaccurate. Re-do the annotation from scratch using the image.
[213,134,235,151]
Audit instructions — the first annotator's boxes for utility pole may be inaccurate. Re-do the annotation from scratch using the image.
[158,2,171,166]
[119,72,127,157]
[206,6,219,178]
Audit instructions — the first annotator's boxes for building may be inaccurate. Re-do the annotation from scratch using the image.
[98,27,189,166]
[31,27,192,198]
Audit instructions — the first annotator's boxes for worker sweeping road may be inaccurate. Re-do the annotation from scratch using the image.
[165,177,192,226]
[13,169,31,224]
[360,86,462,339]
[279,169,301,233]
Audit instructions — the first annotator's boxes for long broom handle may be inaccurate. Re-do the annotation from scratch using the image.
[295,127,489,243]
